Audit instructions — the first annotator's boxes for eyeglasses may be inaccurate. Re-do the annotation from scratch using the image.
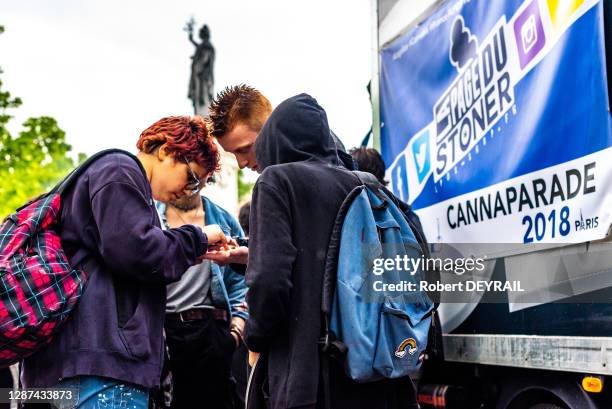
[182,157,202,196]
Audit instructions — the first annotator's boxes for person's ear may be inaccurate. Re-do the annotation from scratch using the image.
[157,143,169,161]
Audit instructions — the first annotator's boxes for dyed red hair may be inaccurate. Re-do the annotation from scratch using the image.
[136,115,220,176]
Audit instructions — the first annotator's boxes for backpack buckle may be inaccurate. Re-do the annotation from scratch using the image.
[318,333,331,352]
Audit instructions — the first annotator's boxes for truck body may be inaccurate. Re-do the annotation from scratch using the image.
[372,0,612,407]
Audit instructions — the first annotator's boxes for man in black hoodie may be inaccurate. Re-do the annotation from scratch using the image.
[208,84,355,173]
[244,94,419,409]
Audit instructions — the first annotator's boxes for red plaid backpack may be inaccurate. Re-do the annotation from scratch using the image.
[0,149,136,367]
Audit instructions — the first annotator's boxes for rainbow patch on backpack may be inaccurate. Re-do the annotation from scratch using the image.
[394,338,418,358]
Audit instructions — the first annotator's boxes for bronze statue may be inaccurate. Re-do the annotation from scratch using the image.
[185,18,215,115]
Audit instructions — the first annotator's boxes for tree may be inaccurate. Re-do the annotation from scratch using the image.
[237,169,254,202]
[0,24,84,219]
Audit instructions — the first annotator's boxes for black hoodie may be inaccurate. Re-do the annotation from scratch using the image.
[245,94,417,409]
[255,93,354,171]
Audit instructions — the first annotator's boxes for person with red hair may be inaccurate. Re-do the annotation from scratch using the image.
[136,115,220,202]
[22,115,227,409]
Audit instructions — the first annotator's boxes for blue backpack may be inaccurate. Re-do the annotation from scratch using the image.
[321,172,435,383]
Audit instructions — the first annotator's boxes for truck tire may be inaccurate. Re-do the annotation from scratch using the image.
[528,404,565,409]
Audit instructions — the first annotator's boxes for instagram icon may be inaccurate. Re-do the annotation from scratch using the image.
[514,0,546,69]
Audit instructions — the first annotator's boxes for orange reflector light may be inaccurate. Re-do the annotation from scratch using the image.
[582,376,603,393]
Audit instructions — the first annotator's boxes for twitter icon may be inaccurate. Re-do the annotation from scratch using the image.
[411,130,431,184]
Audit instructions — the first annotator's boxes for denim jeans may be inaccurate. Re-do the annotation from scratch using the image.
[53,375,148,409]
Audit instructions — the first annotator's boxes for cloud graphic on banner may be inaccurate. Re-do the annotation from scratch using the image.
[449,16,478,70]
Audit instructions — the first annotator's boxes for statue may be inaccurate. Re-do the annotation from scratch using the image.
[185,18,215,115]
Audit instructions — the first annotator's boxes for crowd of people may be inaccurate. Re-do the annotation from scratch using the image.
[21,85,424,409]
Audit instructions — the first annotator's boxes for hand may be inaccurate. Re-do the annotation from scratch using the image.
[183,17,195,34]
[248,351,260,368]
[207,237,239,252]
[229,317,245,349]
[203,246,248,265]
[202,224,229,249]
[230,331,240,349]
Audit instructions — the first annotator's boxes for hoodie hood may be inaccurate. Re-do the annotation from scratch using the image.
[255,94,344,171]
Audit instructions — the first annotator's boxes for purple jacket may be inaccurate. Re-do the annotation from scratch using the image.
[22,153,207,389]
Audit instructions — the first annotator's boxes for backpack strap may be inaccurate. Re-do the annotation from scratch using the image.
[16,149,140,212]
[320,347,333,409]
[52,149,140,196]
[352,170,379,186]
[321,184,365,316]
[319,183,365,409]
[352,171,389,209]
[320,172,390,408]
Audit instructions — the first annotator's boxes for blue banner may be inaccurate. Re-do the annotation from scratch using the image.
[380,0,612,244]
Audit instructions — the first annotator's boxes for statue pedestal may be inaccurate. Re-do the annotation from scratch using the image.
[202,142,240,216]
[194,104,209,117]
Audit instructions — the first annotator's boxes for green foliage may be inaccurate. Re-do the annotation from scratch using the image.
[237,169,254,202]
[0,25,84,219]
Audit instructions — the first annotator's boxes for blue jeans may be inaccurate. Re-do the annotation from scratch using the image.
[53,375,148,409]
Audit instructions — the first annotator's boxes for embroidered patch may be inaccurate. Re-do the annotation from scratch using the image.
[395,338,418,358]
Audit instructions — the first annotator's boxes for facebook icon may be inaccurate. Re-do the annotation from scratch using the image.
[389,154,409,202]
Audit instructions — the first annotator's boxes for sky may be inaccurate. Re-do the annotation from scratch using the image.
[0,0,374,163]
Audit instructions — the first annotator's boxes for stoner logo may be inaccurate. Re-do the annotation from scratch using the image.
[433,15,515,182]
[394,338,418,358]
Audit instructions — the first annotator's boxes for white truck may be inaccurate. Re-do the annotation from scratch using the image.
[372,0,612,408]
